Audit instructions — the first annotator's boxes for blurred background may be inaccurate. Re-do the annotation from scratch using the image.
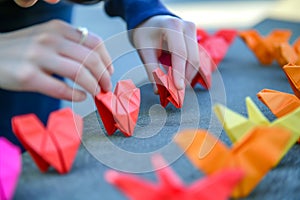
[62,0,299,116]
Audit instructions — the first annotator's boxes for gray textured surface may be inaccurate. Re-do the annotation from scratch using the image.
[14,18,300,200]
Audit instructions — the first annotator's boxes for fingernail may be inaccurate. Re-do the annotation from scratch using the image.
[74,92,87,102]
[95,85,101,94]
[178,78,185,90]
[109,66,114,75]
[107,81,112,91]
[153,84,158,94]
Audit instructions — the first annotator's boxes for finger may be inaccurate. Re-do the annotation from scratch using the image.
[54,38,112,92]
[37,52,101,96]
[74,31,114,76]
[95,41,114,75]
[52,22,114,77]
[25,71,87,102]
[183,22,200,84]
[165,29,187,90]
[137,48,159,94]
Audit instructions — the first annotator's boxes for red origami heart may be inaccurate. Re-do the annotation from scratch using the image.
[197,28,237,66]
[159,29,236,90]
[11,108,83,174]
[95,79,140,137]
[153,67,185,108]
[159,49,213,90]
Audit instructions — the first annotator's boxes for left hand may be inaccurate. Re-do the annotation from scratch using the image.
[132,15,199,93]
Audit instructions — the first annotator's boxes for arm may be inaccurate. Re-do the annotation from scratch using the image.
[104,0,177,30]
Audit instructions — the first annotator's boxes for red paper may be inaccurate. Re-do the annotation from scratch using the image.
[153,67,185,108]
[158,29,236,90]
[158,49,212,90]
[197,28,237,66]
[0,138,21,200]
[105,154,243,200]
[95,80,140,137]
[11,108,83,174]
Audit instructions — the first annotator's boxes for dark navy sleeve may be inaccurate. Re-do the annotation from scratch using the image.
[0,1,73,152]
[104,0,178,30]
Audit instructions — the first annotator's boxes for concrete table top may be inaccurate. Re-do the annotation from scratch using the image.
[14,18,300,200]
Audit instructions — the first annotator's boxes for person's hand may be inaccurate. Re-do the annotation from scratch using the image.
[132,15,199,93]
[0,20,113,101]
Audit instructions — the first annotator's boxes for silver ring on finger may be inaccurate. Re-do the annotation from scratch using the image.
[77,26,88,45]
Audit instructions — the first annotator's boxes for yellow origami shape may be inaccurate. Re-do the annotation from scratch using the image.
[174,126,297,198]
[214,96,300,146]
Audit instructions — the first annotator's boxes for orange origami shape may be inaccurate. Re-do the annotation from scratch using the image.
[283,63,300,98]
[174,126,295,198]
[257,89,300,118]
[239,29,292,65]
[95,79,140,137]
[273,37,300,66]
[153,67,185,108]
[197,28,237,66]
[257,64,300,117]
[105,154,243,200]
[11,108,83,174]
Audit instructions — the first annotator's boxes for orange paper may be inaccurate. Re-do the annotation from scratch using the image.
[283,63,300,98]
[153,67,185,108]
[274,37,300,66]
[11,108,83,174]
[257,89,300,118]
[174,126,296,198]
[95,80,140,137]
[239,29,292,65]
[105,154,243,200]
[257,63,300,117]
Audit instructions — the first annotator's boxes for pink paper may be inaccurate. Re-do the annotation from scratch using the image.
[0,137,21,200]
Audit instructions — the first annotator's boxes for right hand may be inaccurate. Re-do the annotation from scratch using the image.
[0,20,113,101]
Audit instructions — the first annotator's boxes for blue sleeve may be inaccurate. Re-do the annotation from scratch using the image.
[104,0,178,30]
